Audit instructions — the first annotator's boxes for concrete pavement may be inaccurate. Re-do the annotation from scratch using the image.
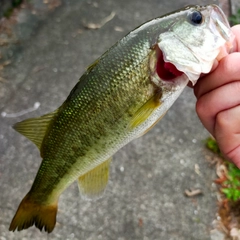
[0,0,228,239]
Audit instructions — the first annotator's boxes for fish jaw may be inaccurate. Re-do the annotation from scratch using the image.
[157,4,234,86]
[209,4,234,47]
[209,5,235,60]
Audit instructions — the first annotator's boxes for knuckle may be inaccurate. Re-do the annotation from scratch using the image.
[232,81,240,93]
[215,110,231,129]
[195,97,207,118]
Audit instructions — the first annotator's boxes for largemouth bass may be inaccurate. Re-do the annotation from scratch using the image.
[9,4,233,233]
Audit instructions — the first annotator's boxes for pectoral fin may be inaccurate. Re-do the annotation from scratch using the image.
[136,112,166,139]
[129,93,162,129]
[78,158,112,199]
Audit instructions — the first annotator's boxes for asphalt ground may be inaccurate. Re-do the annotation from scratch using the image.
[0,0,232,239]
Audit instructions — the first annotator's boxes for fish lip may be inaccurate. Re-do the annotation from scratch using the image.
[208,4,235,45]
[208,4,235,59]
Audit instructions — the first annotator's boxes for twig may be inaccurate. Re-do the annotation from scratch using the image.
[185,189,203,197]
[84,12,115,30]
[1,102,40,118]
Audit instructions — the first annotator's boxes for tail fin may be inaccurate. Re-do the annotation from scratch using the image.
[9,194,58,233]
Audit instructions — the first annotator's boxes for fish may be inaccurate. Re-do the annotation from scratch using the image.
[9,4,233,233]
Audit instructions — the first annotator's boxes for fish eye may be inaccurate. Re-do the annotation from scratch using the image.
[189,11,203,25]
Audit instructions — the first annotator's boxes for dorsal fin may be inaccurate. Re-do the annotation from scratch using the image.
[13,109,58,150]
[78,158,112,199]
[86,59,99,72]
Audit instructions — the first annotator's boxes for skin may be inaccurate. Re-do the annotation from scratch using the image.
[194,25,240,168]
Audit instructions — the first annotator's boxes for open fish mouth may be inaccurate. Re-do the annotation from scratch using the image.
[155,46,184,81]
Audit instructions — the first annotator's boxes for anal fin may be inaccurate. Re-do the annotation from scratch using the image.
[78,158,112,199]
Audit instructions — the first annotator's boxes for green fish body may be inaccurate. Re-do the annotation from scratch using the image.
[9,4,233,233]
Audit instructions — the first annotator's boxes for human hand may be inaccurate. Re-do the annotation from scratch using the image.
[194,25,240,168]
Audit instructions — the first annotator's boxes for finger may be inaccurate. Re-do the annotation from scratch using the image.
[231,25,240,52]
[195,81,240,135]
[214,105,240,168]
[194,53,240,98]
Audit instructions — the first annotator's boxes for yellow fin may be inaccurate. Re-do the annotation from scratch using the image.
[9,193,58,233]
[13,109,58,150]
[129,93,162,129]
[78,158,112,199]
[87,59,99,72]
[137,112,166,138]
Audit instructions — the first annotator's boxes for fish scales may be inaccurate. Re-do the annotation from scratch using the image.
[31,29,156,200]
